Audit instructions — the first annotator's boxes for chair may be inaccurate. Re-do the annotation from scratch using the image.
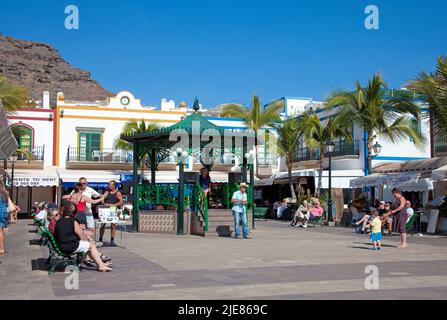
[406,213,419,235]
[39,226,85,275]
[253,207,268,221]
[92,150,101,162]
[309,215,324,227]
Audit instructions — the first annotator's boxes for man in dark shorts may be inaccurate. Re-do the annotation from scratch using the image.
[390,188,408,248]
[99,180,123,247]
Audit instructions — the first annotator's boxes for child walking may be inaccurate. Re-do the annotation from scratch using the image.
[370,209,382,250]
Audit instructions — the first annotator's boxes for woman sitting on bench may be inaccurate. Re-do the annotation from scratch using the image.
[54,202,112,272]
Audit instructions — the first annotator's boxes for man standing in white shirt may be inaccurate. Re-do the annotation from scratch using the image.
[231,183,249,239]
[70,177,101,241]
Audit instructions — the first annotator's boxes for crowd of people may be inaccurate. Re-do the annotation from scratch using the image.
[0,176,131,271]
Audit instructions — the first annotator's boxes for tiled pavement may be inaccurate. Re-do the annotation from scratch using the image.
[1,219,447,300]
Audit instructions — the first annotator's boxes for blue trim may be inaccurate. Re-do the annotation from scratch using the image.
[205,117,243,122]
[374,156,430,161]
[363,131,369,176]
[62,181,121,189]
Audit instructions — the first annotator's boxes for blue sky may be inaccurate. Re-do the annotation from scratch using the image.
[0,0,446,107]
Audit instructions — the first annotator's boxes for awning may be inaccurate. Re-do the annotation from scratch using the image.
[350,172,423,188]
[11,168,59,187]
[119,170,230,184]
[432,165,447,181]
[58,169,121,189]
[254,178,274,186]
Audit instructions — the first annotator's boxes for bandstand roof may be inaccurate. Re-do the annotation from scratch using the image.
[120,113,226,143]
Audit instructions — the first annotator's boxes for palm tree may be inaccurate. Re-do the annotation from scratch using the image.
[220,95,283,176]
[408,56,447,145]
[299,111,353,195]
[115,120,158,178]
[327,73,426,175]
[273,118,302,199]
[0,75,28,114]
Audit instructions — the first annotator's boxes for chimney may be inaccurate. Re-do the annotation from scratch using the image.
[43,91,50,109]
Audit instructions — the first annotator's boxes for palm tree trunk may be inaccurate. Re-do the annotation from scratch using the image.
[140,156,146,184]
[288,158,296,199]
[255,144,260,178]
[367,133,373,176]
[317,146,325,196]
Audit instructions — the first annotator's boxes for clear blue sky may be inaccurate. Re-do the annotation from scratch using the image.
[1,0,446,107]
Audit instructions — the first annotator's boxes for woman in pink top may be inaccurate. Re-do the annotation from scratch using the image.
[310,204,324,217]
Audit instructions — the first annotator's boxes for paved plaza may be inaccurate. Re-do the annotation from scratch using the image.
[1,220,447,300]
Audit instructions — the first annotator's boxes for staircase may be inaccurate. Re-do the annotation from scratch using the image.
[191,209,252,237]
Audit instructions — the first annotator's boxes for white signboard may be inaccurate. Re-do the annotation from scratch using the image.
[0,99,18,158]
[13,176,59,187]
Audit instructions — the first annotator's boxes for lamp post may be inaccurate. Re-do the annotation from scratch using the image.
[9,154,18,200]
[325,142,335,222]
[2,158,7,186]
[176,147,188,235]
[245,150,256,230]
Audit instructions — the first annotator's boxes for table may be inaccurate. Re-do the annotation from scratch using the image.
[93,220,130,248]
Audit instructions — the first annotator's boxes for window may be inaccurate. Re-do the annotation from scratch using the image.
[76,128,104,161]
[11,125,33,159]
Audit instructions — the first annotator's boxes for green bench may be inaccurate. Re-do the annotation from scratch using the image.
[406,213,420,235]
[253,207,268,221]
[39,226,85,275]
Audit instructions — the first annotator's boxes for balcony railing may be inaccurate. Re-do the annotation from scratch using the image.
[435,145,447,155]
[293,140,360,162]
[67,147,133,163]
[17,146,45,161]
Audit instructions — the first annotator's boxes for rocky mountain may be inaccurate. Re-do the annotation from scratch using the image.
[0,34,113,104]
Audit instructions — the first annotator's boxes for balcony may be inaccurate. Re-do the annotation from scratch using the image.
[66,147,133,170]
[435,145,447,157]
[6,146,46,170]
[291,141,360,169]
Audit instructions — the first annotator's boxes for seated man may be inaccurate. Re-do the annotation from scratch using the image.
[380,203,393,236]
[54,202,112,272]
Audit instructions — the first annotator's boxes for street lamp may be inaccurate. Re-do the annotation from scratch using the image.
[245,150,256,230]
[325,142,335,222]
[373,142,382,156]
[9,154,18,200]
[175,147,188,235]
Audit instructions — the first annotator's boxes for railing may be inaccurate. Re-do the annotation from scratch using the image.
[67,147,133,162]
[194,178,208,232]
[17,146,45,161]
[435,145,447,155]
[293,140,360,162]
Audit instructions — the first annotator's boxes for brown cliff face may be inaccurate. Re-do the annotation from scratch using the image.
[0,34,113,105]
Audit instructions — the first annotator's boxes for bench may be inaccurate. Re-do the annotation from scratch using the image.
[39,226,85,275]
[253,207,268,221]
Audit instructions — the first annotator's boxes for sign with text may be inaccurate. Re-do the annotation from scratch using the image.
[0,99,18,159]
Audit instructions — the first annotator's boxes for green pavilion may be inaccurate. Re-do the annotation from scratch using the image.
[120,104,258,236]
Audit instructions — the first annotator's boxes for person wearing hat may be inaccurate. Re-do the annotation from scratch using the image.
[231,183,249,239]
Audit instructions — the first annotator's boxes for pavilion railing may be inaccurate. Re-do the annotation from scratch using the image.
[194,179,208,232]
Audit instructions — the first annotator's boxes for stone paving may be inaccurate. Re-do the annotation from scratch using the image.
[1,219,447,300]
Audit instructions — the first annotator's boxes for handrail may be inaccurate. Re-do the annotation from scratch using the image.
[194,177,208,232]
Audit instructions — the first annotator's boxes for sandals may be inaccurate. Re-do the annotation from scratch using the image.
[0,250,5,255]
[101,255,111,262]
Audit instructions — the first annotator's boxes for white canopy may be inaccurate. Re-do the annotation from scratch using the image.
[12,168,59,187]
[58,169,121,183]
[432,165,447,181]
[350,172,422,188]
